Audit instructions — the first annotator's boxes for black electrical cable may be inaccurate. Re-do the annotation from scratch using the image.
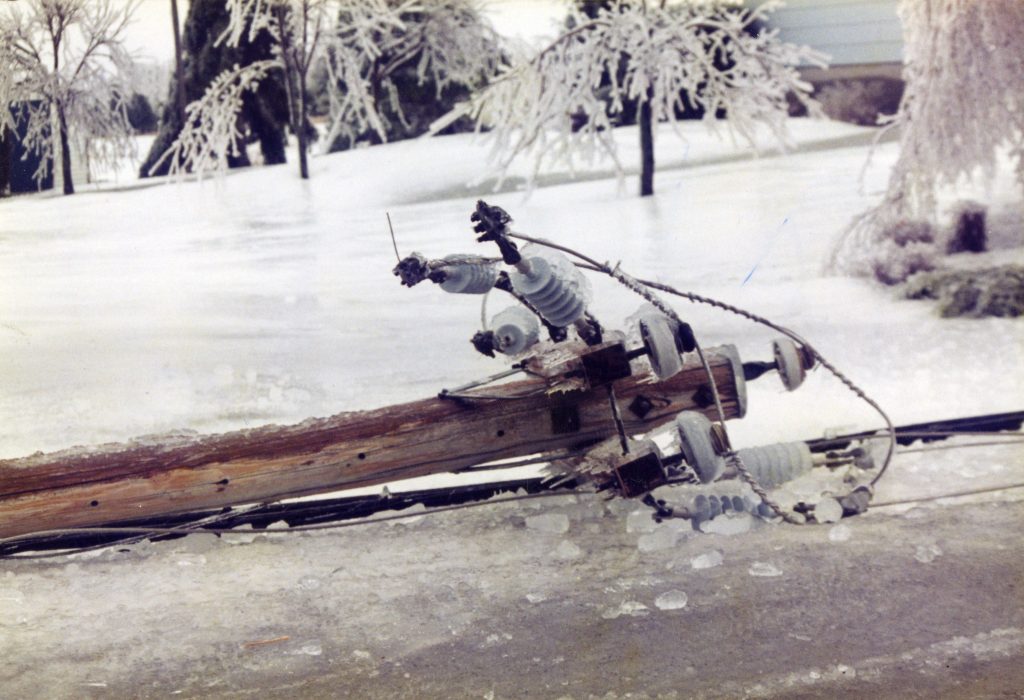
[0,491,585,560]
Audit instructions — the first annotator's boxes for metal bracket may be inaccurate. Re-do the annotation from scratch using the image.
[550,401,582,434]
[580,341,632,387]
[614,451,668,498]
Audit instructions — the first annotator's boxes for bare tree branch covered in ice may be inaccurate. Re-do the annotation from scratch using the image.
[454,0,823,196]
[0,0,138,194]
[158,0,500,180]
[830,0,1024,277]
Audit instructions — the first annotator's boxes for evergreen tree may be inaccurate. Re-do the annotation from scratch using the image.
[160,0,499,181]
[125,94,159,133]
[140,0,289,177]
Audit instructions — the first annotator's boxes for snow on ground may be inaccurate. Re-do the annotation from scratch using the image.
[0,119,1019,459]
[1,118,1023,698]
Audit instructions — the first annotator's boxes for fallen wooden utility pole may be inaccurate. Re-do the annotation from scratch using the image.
[0,346,746,539]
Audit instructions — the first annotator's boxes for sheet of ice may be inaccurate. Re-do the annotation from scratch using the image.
[2,115,1023,700]
[2,119,1020,463]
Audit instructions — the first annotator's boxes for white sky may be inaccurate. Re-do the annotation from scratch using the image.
[127,0,566,64]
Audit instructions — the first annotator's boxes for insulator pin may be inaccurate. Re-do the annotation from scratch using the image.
[508,253,588,328]
[490,306,540,355]
[734,442,813,489]
[438,255,499,294]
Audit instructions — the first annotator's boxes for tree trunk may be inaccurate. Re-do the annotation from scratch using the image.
[273,6,307,180]
[639,95,654,197]
[0,125,12,197]
[57,105,74,195]
[170,0,186,124]
[296,65,309,180]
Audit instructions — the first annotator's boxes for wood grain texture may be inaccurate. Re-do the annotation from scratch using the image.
[0,346,744,538]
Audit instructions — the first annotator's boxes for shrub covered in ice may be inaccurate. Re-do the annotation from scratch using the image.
[904,265,1024,317]
[870,240,937,286]
[814,78,904,127]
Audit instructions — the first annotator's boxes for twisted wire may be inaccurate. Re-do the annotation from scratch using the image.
[509,231,896,523]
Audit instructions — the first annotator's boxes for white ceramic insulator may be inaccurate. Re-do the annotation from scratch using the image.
[508,253,587,328]
[490,306,540,355]
[734,442,813,489]
[439,255,499,294]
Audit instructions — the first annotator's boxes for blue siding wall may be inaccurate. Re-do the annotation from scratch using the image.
[765,0,903,65]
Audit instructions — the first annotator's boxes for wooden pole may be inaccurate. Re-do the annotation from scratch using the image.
[0,346,746,538]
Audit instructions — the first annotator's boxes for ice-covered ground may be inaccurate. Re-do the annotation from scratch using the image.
[2,119,1020,458]
[1,119,1023,698]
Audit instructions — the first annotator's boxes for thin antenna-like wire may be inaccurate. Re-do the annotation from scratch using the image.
[386,212,401,262]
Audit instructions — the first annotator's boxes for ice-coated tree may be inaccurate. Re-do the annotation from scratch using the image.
[158,0,500,180]
[141,0,291,178]
[0,0,138,194]
[830,0,1024,277]
[455,0,823,197]
[324,0,501,152]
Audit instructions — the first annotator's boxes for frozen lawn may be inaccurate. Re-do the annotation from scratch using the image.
[1,119,1022,698]
[2,119,1019,459]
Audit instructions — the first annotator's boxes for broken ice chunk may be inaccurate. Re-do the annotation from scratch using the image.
[690,550,724,570]
[815,497,843,524]
[748,561,783,577]
[654,590,689,611]
[223,523,258,545]
[914,543,943,563]
[553,540,583,560]
[601,601,650,619]
[636,519,689,552]
[626,508,658,534]
[297,575,321,591]
[828,524,852,542]
[171,532,219,554]
[525,512,570,535]
[698,513,755,536]
[388,502,427,526]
